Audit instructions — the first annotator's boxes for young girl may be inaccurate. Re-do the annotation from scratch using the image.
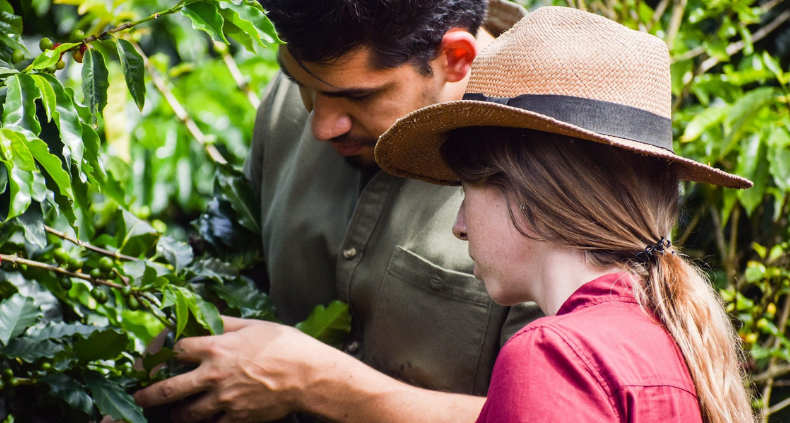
[375,6,755,423]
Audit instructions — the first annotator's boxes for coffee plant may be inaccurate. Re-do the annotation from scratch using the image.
[0,0,349,421]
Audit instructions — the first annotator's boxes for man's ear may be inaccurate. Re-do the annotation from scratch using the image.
[438,29,478,83]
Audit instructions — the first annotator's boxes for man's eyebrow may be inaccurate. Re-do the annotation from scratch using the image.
[276,54,382,99]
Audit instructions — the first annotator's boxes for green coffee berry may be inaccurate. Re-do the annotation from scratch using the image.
[70,29,85,43]
[11,50,25,64]
[67,257,84,271]
[3,369,13,379]
[98,257,114,272]
[54,248,70,264]
[127,296,140,311]
[91,287,108,304]
[56,60,65,70]
[90,268,103,279]
[58,277,72,291]
[121,285,132,297]
[38,37,53,51]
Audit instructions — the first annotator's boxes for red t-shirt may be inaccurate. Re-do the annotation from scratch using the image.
[476,273,703,423]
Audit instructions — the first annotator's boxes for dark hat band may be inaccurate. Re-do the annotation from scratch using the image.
[463,93,674,151]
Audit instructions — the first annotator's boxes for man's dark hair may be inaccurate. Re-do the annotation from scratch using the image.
[260,0,488,75]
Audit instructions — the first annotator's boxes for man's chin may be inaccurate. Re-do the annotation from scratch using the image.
[344,155,380,171]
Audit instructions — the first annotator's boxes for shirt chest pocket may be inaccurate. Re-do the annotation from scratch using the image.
[366,246,495,395]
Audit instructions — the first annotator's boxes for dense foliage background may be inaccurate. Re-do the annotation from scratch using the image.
[0,0,788,421]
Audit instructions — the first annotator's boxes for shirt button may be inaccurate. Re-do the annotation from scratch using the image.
[345,340,360,353]
[343,247,357,260]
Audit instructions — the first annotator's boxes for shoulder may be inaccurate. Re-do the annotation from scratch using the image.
[509,301,697,397]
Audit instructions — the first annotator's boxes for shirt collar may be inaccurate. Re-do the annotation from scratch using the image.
[556,272,639,316]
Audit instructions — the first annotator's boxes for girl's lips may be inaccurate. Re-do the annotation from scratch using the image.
[330,142,364,156]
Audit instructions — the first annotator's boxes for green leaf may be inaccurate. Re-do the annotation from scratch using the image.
[43,374,95,417]
[219,2,275,45]
[2,74,42,135]
[0,162,34,220]
[0,337,61,361]
[174,287,188,339]
[115,38,146,111]
[215,165,260,233]
[0,293,39,344]
[295,301,351,347]
[735,134,768,216]
[141,347,177,375]
[73,328,129,362]
[193,295,223,335]
[768,128,790,192]
[84,371,146,423]
[31,74,56,122]
[2,127,73,198]
[182,2,229,44]
[28,43,79,70]
[0,10,22,35]
[157,236,194,272]
[27,321,100,341]
[116,209,160,257]
[680,105,728,142]
[38,74,85,174]
[745,261,767,283]
[219,16,255,53]
[15,201,46,248]
[79,122,106,185]
[81,49,110,122]
[211,277,276,320]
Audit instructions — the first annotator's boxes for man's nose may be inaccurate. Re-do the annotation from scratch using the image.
[452,202,468,241]
[310,95,352,141]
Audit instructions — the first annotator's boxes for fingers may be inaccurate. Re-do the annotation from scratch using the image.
[172,336,217,363]
[221,315,254,332]
[134,370,207,408]
[171,393,220,423]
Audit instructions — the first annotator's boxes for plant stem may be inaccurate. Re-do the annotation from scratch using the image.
[645,0,670,33]
[698,8,790,73]
[138,294,176,331]
[665,0,687,50]
[0,254,124,289]
[760,293,790,420]
[44,226,139,262]
[81,3,185,44]
[214,42,259,107]
[133,42,228,165]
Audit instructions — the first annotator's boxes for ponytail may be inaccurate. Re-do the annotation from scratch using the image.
[633,250,754,423]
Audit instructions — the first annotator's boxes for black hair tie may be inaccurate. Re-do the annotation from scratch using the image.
[635,237,674,263]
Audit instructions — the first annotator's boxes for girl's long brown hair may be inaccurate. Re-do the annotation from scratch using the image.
[442,127,754,423]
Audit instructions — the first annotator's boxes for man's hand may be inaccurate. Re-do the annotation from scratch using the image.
[133,316,335,423]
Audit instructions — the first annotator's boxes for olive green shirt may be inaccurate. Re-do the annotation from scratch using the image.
[242,0,542,396]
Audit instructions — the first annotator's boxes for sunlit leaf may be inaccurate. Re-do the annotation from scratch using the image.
[81,48,110,122]
[2,74,42,135]
[115,38,146,111]
[295,301,351,347]
[182,2,229,44]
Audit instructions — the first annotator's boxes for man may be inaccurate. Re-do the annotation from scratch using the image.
[134,1,541,422]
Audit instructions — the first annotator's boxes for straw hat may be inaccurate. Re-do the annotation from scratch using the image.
[375,6,753,189]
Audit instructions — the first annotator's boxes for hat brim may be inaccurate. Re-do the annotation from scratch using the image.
[375,100,753,190]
